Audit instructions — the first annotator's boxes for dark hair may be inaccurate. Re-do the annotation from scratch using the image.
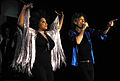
[71,12,87,28]
[30,9,48,30]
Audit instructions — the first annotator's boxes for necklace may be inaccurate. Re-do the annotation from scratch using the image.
[39,31,48,40]
[39,31,44,36]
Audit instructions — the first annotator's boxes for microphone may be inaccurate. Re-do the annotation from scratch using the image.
[83,22,89,28]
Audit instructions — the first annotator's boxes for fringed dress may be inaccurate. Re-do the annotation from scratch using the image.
[31,32,55,81]
[11,8,66,81]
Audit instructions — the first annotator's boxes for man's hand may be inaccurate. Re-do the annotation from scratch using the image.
[82,22,89,30]
[108,19,118,27]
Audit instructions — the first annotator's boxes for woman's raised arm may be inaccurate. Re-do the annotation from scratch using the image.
[58,12,64,31]
[18,3,32,28]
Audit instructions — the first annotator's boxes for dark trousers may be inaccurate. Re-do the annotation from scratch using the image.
[70,63,94,81]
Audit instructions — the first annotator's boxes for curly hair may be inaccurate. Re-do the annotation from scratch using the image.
[71,12,87,28]
[30,9,48,30]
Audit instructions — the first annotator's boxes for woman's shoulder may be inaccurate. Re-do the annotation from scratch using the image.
[29,27,37,35]
[29,27,35,32]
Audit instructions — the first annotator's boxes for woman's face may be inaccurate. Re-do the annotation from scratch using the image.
[39,18,48,31]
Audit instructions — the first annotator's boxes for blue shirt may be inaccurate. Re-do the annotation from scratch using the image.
[69,28,107,66]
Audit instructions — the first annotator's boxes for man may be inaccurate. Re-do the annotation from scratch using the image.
[68,12,117,81]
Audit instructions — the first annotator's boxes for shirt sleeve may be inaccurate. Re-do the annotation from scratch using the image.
[48,16,59,35]
[88,28,107,40]
[68,30,78,46]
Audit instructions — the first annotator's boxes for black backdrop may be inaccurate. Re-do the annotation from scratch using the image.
[38,1,120,81]
[1,0,120,81]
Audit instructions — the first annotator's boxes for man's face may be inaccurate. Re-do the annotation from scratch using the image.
[75,16,85,28]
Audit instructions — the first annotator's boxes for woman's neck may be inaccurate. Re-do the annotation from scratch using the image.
[38,29,48,40]
[38,29,45,34]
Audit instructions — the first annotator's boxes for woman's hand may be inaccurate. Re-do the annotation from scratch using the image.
[61,11,64,18]
[55,10,64,31]
[18,3,33,27]
[55,10,64,17]
[23,3,33,9]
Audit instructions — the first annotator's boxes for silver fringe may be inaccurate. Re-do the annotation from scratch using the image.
[47,16,66,71]
[11,8,66,76]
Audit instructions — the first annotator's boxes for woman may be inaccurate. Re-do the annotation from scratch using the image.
[11,3,66,81]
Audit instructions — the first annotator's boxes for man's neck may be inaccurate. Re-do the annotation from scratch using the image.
[75,26,83,33]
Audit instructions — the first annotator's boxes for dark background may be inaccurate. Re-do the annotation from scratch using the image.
[0,0,120,81]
